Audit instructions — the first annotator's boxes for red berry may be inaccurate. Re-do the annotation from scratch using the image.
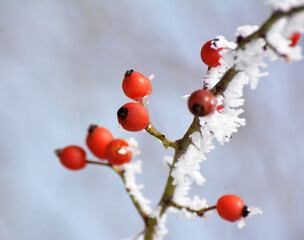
[86,125,114,159]
[105,139,132,165]
[188,90,217,116]
[216,105,225,113]
[56,145,86,170]
[201,39,226,67]
[216,194,249,222]
[289,32,301,47]
[122,69,152,101]
[117,102,149,132]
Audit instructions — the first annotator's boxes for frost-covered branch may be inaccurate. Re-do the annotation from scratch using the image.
[142,3,304,239]
[87,160,152,223]
[238,4,304,49]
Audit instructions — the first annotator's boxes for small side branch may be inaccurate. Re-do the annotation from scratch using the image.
[86,160,149,223]
[170,201,217,217]
[145,123,176,149]
[237,5,304,49]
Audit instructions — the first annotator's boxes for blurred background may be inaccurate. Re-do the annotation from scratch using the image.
[0,1,303,239]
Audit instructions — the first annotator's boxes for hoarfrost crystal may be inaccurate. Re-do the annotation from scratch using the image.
[121,160,152,215]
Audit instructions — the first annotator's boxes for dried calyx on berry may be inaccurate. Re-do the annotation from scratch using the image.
[117,107,129,120]
[242,205,250,218]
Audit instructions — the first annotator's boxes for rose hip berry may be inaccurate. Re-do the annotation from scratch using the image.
[216,194,250,222]
[86,125,114,159]
[188,89,217,116]
[56,145,86,170]
[105,139,132,165]
[122,69,152,101]
[201,39,226,67]
[289,32,301,47]
[117,102,149,132]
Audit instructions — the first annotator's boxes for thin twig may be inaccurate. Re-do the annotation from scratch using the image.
[170,201,217,217]
[145,123,176,149]
[86,160,149,223]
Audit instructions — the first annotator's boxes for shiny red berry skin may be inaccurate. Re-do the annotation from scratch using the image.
[216,105,225,113]
[117,102,149,132]
[105,139,132,165]
[289,32,301,47]
[57,145,86,170]
[188,90,217,116]
[122,69,152,101]
[200,40,225,67]
[216,194,249,222]
[86,125,114,159]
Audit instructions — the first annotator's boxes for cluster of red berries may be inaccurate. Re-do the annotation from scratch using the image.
[56,125,133,170]
[117,70,151,132]
[189,32,302,118]
[216,194,250,222]
[56,70,153,170]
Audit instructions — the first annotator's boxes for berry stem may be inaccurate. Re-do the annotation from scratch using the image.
[170,201,217,217]
[145,123,176,149]
[264,41,288,58]
[86,160,112,167]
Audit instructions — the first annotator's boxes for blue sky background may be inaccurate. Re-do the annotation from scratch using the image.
[0,1,303,240]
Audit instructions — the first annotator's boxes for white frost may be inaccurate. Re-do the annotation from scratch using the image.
[124,137,141,156]
[162,155,173,167]
[237,206,263,229]
[235,25,259,38]
[121,160,152,215]
[154,214,169,240]
[266,17,303,62]
[266,0,304,11]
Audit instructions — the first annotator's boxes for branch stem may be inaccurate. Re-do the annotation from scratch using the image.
[86,160,149,223]
[142,5,304,239]
[170,201,217,217]
[145,123,176,149]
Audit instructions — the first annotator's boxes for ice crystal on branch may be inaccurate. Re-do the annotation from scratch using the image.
[170,1,304,229]
[266,17,303,61]
[154,214,169,240]
[267,0,304,11]
[171,131,214,206]
[236,25,259,38]
[121,160,152,215]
